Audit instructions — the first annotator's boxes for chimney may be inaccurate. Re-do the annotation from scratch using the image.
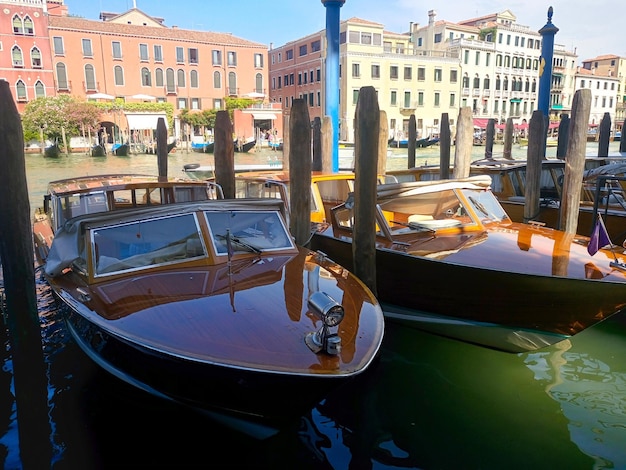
[428,10,436,26]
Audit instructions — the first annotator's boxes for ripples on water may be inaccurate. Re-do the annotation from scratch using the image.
[0,143,624,468]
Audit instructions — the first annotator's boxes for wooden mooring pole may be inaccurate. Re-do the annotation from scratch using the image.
[156,117,168,178]
[0,80,52,467]
[524,110,545,223]
[453,107,473,178]
[560,89,591,235]
[214,110,235,199]
[407,115,416,168]
[289,99,312,246]
[353,86,379,295]
[439,113,451,179]
[597,112,611,157]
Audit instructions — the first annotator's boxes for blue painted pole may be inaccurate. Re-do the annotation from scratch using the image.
[321,0,345,172]
[538,7,559,119]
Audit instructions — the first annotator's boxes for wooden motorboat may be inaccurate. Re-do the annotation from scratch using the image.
[33,174,224,265]
[310,176,626,352]
[33,175,384,432]
[387,157,626,245]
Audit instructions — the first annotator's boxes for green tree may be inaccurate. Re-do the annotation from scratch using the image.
[22,95,101,143]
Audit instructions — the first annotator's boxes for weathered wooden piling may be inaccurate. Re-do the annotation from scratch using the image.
[156,117,168,178]
[312,117,322,171]
[503,117,514,159]
[485,118,495,159]
[524,110,545,223]
[597,112,611,157]
[453,107,473,178]
[407,115,416,168]
[288,99,312,246]
[560,89,591,235]
[214,110,235,199]
[353,86,379,295]
[620,121,626,153]
[556,113,570,159]
[439,113,451,179]
[378,110,388,176]
[283,114,291,171]
[0,80,52,467]
[321,116,332,172]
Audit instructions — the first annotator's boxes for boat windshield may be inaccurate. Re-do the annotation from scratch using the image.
[204,210,295,254]
[462,189,509,223]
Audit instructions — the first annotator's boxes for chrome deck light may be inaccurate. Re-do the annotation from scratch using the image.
[305,291,344,355]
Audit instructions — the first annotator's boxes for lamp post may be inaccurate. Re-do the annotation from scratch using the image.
[321,0,345,172]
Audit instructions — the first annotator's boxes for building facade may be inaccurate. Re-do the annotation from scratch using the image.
[0,0,280,143]
[269,17,460,142]
[581,54,626,133]
[0,0,55,113]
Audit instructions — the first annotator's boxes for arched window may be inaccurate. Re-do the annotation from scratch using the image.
[255,73,263,94]
[31,47,42,68]
[84,64,96,91]
[155,68,164,87]
[56,63,68,90]
[141,67,151,86]
[190,70,198,88]
[23,16,34,35]
[531,79,537,93]
[495,75,501,90]
[16,80,27,101]
[524,79,530,92]
[504,56,510,68]
[228,72,237,95]
[483,76,490,90]
[114,65,124,86]
[12,15,23,34]
[12,46,23,67]
[495,54,502,67]
[213,71,221,89]
[462,74,469,88]
[177,69,185,87]
[165,68,176,94]
[34,80,45,98]
[473,75,480,89]
[503,77,509,91]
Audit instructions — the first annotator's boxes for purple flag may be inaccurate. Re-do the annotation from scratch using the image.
[587,216,611,256]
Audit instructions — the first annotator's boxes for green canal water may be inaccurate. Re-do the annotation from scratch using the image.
[1,142,624,468]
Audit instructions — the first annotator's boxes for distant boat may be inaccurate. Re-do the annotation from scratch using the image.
[44,144,61,158]
[191,141,214,153]
[91,144,106,157]
[235,139,256,153]
[112,143,129,156]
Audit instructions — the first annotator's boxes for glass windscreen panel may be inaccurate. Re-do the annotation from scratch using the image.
[92,213,205,276]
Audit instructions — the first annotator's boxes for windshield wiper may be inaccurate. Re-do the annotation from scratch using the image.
[218,233,262,254]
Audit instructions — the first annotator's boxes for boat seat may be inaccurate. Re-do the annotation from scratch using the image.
[408,214,434,223]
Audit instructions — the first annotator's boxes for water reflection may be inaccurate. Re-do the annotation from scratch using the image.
[524,319,626,468]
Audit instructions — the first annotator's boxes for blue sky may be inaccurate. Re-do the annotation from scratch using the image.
[63,0,621,64]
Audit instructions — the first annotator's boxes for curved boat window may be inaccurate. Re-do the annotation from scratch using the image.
[92,213,205,275]
[463,189,509,223]
[204,210,294,254]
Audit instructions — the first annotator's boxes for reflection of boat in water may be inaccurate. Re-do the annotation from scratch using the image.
[311,176,626,352]
[33,174,385,435]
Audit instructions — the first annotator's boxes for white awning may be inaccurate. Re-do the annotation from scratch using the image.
[125,113,168,130]
[252,113,277,120]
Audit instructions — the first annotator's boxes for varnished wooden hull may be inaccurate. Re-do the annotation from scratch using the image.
[311,229,626,345]
[47,248,384,427]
